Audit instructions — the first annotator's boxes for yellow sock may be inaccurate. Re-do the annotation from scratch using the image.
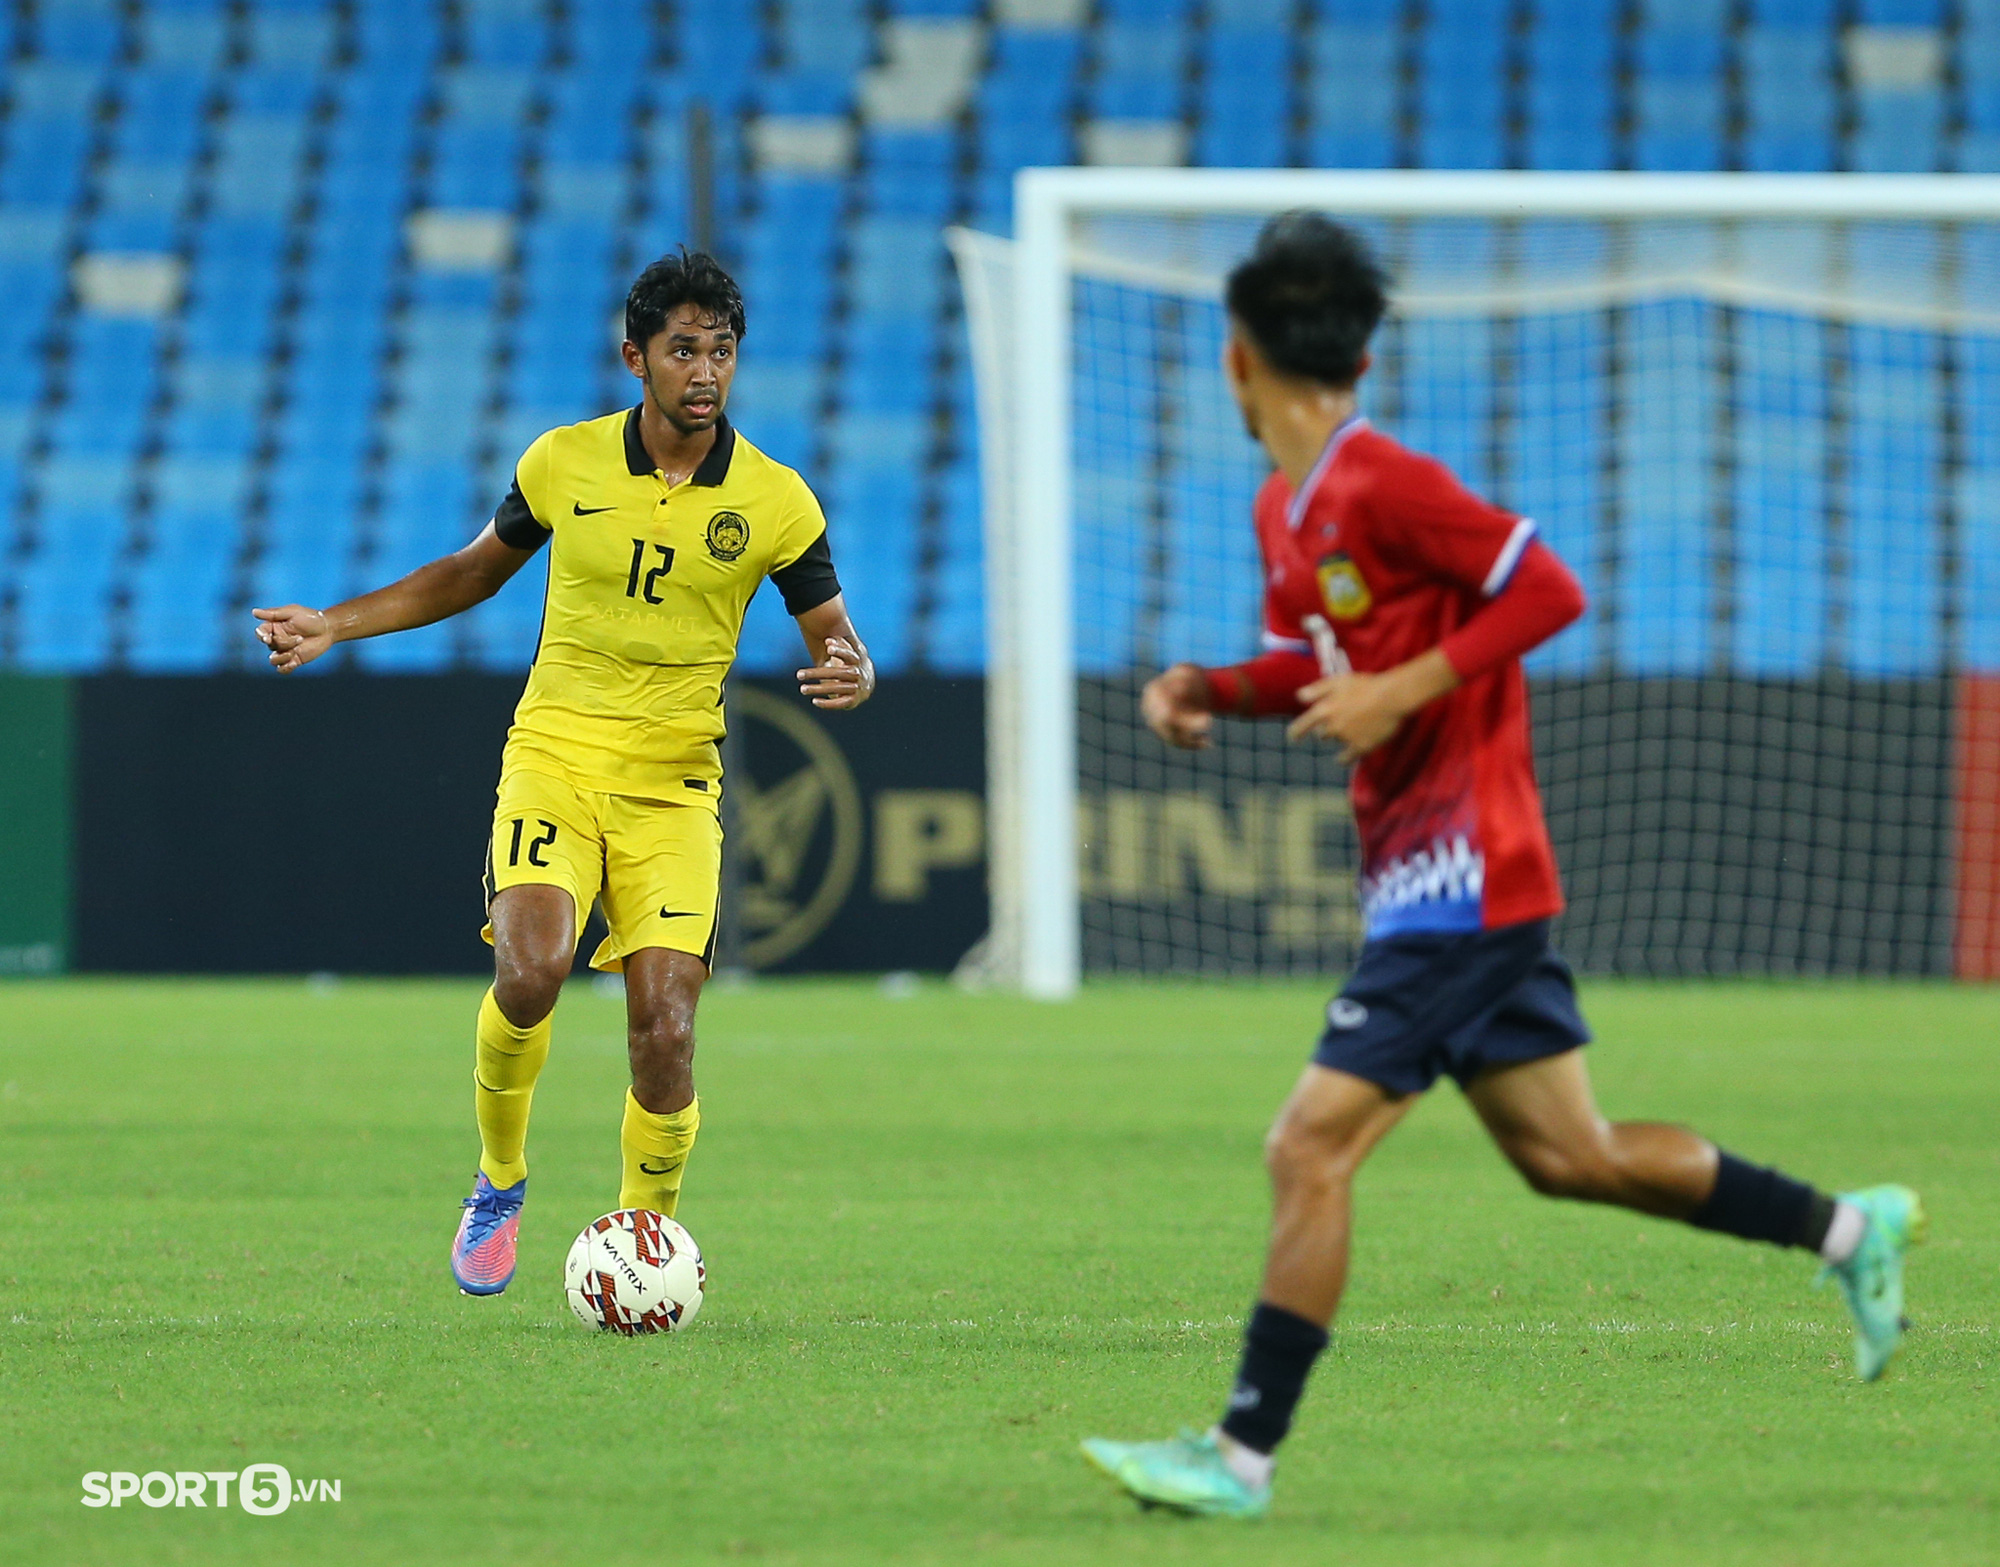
[619,1089,700,1217]
[474,988,551,1188]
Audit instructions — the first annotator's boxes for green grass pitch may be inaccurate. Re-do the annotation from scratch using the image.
[1,976,1995,1566]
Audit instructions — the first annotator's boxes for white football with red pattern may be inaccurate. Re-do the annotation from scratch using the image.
[563,1209,705,1334]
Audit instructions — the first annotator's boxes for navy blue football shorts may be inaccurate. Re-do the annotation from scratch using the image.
[1312,918,1590,1096]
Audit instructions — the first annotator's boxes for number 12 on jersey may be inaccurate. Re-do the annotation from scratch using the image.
[625,539,675,604]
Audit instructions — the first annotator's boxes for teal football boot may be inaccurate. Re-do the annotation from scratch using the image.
[1080,1429,1270,1519]
[1819,1184,1927,1381]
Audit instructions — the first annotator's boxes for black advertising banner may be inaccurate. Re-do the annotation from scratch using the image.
[63,671,1954,977]
[71,674,986,975]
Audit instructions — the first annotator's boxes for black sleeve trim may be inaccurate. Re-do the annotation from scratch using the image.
[492,480,552,552]
[770,529,842,616]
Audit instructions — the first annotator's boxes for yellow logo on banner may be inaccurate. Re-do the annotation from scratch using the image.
[1317,553,1373,620]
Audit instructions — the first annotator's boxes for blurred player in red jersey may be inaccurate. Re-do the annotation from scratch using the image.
[1081,215,1924,1520]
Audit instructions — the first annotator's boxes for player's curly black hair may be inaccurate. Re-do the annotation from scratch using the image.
[625,248,747,349]
[1225,212,1390,387]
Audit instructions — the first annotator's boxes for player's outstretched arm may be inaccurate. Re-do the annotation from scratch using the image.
[253,522,536,672]
[793,594,874,711]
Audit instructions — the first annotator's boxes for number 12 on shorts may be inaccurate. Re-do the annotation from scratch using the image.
[508,817,557,868]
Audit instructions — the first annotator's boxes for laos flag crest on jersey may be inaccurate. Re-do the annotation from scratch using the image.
[1316,553,1372,620]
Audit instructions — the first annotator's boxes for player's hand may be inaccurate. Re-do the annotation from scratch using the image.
[1142,662,1213,750]
[1288,650,1460,762]
[798,636,872,710]
[253,604,334,673]
[1287,670,1410,762]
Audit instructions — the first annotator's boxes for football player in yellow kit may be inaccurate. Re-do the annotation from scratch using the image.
[254,251,872,1295]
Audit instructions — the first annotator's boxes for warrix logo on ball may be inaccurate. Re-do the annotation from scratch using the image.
[81,1464,341,1514]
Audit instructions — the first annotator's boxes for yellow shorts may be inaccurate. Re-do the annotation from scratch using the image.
[482,766,722,973]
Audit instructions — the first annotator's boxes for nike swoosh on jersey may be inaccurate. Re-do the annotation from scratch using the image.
[573,502,615,515]
[658,908,701,918]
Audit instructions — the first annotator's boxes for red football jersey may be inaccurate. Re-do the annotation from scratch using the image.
[1254,418,1563,937]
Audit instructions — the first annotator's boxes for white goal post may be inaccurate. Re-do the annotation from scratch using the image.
[954,170,2000,999]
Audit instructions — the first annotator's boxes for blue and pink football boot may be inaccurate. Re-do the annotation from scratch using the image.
[450,1172,526,1296]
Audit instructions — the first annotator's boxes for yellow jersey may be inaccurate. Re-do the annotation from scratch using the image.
[490,407,840,805]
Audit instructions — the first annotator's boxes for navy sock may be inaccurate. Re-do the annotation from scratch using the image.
[1217,1302,1329,1456]
[1689,1151,1833,1250]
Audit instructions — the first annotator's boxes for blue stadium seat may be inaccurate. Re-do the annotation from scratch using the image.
[926,461,984,672]
[1,186,84,281]
[1855,0,1943,18]
[756,70,859,119]
[97,158,195,217]
[538,164,627,227]
[976,28,1082,199]
[1090,20,1189,121]
[861,130,958,217]
[510,340,604,413]
[462,0,550,67]
[246,7,333,70]
[128,485,245,671]
[249,532,357,625]
[1523,23,1617,169]
[166,358,266,455]
[544,77,640,165]
[230,67,321,116]
[1418,20,1509,170]
[1210,0,1295,20]
[13,470,128,671]
[350,619,457,671]
[1196,30,1292,167]
[1101,0,1198,18]
[126,563,236,670]
[566,0,651,65]
[984,25,1083,108]
[1749,0,1836,19]
[353,4,441,76]
[1,121,94,206]
[739,179,845,353]
[773,0,872,77]
[402,306,500,365]
[430,125,529,209]
[847,216,947,322]
[111,71,214,161]
[819,544,914,671]
[668,0,763,95]
[209,115,311,216]
[31,2,125,65]
[1524,94,1616,168]
[8,60,108,120]
[1633,77,1726,170]
[440,64,538,126]
[1852,90,1945,172]
[1304,26,1401,168]
[1742,27,1836,168]
[136,5,228,69]
[465,566,549,668]
[824,412,930,478]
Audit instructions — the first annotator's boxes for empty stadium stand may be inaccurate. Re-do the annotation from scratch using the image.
[0,0,1989,675]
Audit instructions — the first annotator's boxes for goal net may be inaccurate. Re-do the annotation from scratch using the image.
[952,172,2000,997]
